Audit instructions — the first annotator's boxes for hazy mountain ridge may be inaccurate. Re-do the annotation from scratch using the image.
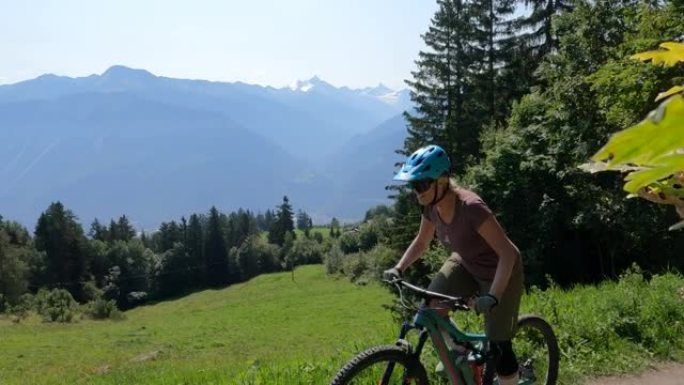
[0,66,411,228]
[0,66,410,162]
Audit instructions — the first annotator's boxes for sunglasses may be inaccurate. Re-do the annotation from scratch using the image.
[410,179,434,193]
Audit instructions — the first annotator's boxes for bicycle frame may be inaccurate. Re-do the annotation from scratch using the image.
[391,305,489,385]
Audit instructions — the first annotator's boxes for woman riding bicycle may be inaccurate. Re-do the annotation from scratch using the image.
[383,144,524,385]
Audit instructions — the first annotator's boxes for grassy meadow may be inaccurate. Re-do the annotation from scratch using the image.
[2,264,684,385]
[0,265,396,385]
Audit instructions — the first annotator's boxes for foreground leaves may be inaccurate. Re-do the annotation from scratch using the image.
[584,42,684,228]
[630,42,684,66]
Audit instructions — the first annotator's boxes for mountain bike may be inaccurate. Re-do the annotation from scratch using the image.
[329,278,559,385]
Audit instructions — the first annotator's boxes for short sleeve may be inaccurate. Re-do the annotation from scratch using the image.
[466,198,493,230]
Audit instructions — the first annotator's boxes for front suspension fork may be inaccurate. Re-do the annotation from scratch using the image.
[380,322,429,384]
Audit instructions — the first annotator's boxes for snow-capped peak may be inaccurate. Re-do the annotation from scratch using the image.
[289,76,339,92]
[290,79,315,92]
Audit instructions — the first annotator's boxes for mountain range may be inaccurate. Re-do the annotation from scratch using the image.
[0,66,411,229]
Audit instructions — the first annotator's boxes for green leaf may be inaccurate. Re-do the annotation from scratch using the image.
[631,42,684,66]
[578,161,644,174]
[591,95,684,166]
[655,85,684,102]
[623,155,684,194]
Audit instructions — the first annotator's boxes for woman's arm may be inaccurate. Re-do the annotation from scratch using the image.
[477,216,520,299]
[395,216,435,272]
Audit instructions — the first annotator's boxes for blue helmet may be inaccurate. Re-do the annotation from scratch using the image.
[394,145,451,182]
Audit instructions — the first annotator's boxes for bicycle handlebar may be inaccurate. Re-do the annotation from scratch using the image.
[385,278,471,312]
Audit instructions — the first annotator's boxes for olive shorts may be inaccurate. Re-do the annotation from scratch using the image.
[427,255,524,341]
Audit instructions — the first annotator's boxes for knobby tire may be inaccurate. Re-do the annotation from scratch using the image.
[330,345,429,385]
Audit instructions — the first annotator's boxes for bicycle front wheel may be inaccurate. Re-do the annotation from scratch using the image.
[330,345,429,385]
[513,315,559,385]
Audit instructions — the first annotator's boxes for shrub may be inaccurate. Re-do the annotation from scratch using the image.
[85,297,124,320]
[81,281,103,302]
[324,244,343,275]
[38,288,79,323]
[341,252,367,282]
[286,237,324,266]
[357,223,380,252]
[341,245,399,283]
[9,293,33,320]
[338,231,361,254]
[312,232,324,244]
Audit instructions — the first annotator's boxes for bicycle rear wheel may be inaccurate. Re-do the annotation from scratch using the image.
[330,345,429,385]
[512,315,559,385]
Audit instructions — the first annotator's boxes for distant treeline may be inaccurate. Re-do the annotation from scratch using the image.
[0,196,355,315]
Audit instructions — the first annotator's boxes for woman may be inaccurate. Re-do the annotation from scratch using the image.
[383,144,524,385]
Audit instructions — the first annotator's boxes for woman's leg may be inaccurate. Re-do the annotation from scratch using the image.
[478,258,524,383]
[427,254,479,378]
[427,253,480,315]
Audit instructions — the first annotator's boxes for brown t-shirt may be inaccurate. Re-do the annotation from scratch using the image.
[422,188,499,280]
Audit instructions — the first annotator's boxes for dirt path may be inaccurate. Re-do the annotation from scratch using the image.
[589,363,684,385]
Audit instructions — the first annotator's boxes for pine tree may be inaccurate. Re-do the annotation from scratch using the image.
[116,215,136,242]
[158,243,195,297]
[34,202,89,301]
[329,217,340,239]
[0,229,30,304]
[204,207,229,287]
[469,0,517,124]
[180,216,188,244]
[498,0,574,102]
[239,210,258,244]
[404,0,479,173]
[296,210,313,234]
[515,0,574,59]
[186,214,205,287]
[108,219,119,243]
[89,219,109,242]
[226,209,257,249]
[156,221,182,253]
[268,196,295,246]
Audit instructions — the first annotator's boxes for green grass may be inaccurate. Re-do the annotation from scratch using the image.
[517,267,684,384]
[2,265,684,385]
[0,265,395,385]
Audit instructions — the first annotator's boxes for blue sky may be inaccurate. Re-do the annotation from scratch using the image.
[1,0,438,89]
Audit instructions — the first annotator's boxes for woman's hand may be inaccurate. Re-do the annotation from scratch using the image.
[382,267,402,281]
[471,294,499,314]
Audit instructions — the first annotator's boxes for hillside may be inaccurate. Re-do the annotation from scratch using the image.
[2,265,684,384]
[0,265,395,385]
